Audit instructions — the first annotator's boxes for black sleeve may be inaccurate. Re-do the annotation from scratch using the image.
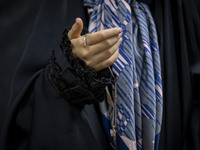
[47,28,115,107]
[1,28,114,150]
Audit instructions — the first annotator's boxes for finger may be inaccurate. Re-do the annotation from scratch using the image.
[87,37,122,67]
[68,18,83,40]
[86,27,122,45]
[93,48,119,72]
[70,32,121,58]
[86,38,122,70]
[88,32,122,55]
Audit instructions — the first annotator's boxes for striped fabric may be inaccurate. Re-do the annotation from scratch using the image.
[83,0,163,150]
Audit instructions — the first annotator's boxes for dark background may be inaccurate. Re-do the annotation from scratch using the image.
[0,0,199,149]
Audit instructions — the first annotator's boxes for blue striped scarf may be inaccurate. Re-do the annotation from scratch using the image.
[83,0,163,149]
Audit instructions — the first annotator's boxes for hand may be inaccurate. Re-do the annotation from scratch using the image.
[68,18,122,72]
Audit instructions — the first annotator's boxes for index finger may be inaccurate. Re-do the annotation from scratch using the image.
[86,27,122,45]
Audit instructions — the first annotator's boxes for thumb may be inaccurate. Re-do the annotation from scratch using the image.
[68,18,83,40]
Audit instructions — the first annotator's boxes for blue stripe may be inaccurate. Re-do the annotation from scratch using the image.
[84,1,163,149]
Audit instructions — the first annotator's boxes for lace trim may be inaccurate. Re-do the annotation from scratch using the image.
[47,28,115,106]
[47,50,95,107]
[60,28,116,93]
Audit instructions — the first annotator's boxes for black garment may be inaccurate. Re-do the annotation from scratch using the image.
[1,0,200,150]
[1,0,113,150]
[151,0,200,149]
[0,0,43,137]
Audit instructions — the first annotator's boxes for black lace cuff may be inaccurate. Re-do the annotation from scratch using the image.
[47,51,98,107]
[60,28,116,93]
[47,27,116,107]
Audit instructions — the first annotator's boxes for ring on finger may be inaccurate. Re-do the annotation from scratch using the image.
[83,34,87,47]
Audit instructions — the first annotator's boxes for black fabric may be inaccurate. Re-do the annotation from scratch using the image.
[46,30,114,106]
[151,0,200,149]
[0,0,43,138]
[1,0,200,149]
[0,0,113,150]
[60,28,115,95]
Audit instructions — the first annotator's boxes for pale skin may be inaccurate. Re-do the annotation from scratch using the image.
[68,18,122,72]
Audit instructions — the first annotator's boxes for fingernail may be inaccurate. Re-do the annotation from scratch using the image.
[118,32,122,37]
[118,37,123,42]
[116,27,122,33]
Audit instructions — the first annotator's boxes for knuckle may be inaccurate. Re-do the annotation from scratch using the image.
[106,49,113,55]
[99,32,105,39]
[80,51,89,59]
[104,40,112,47]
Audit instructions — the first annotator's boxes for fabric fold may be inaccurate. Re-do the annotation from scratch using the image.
[83,0,163,149]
